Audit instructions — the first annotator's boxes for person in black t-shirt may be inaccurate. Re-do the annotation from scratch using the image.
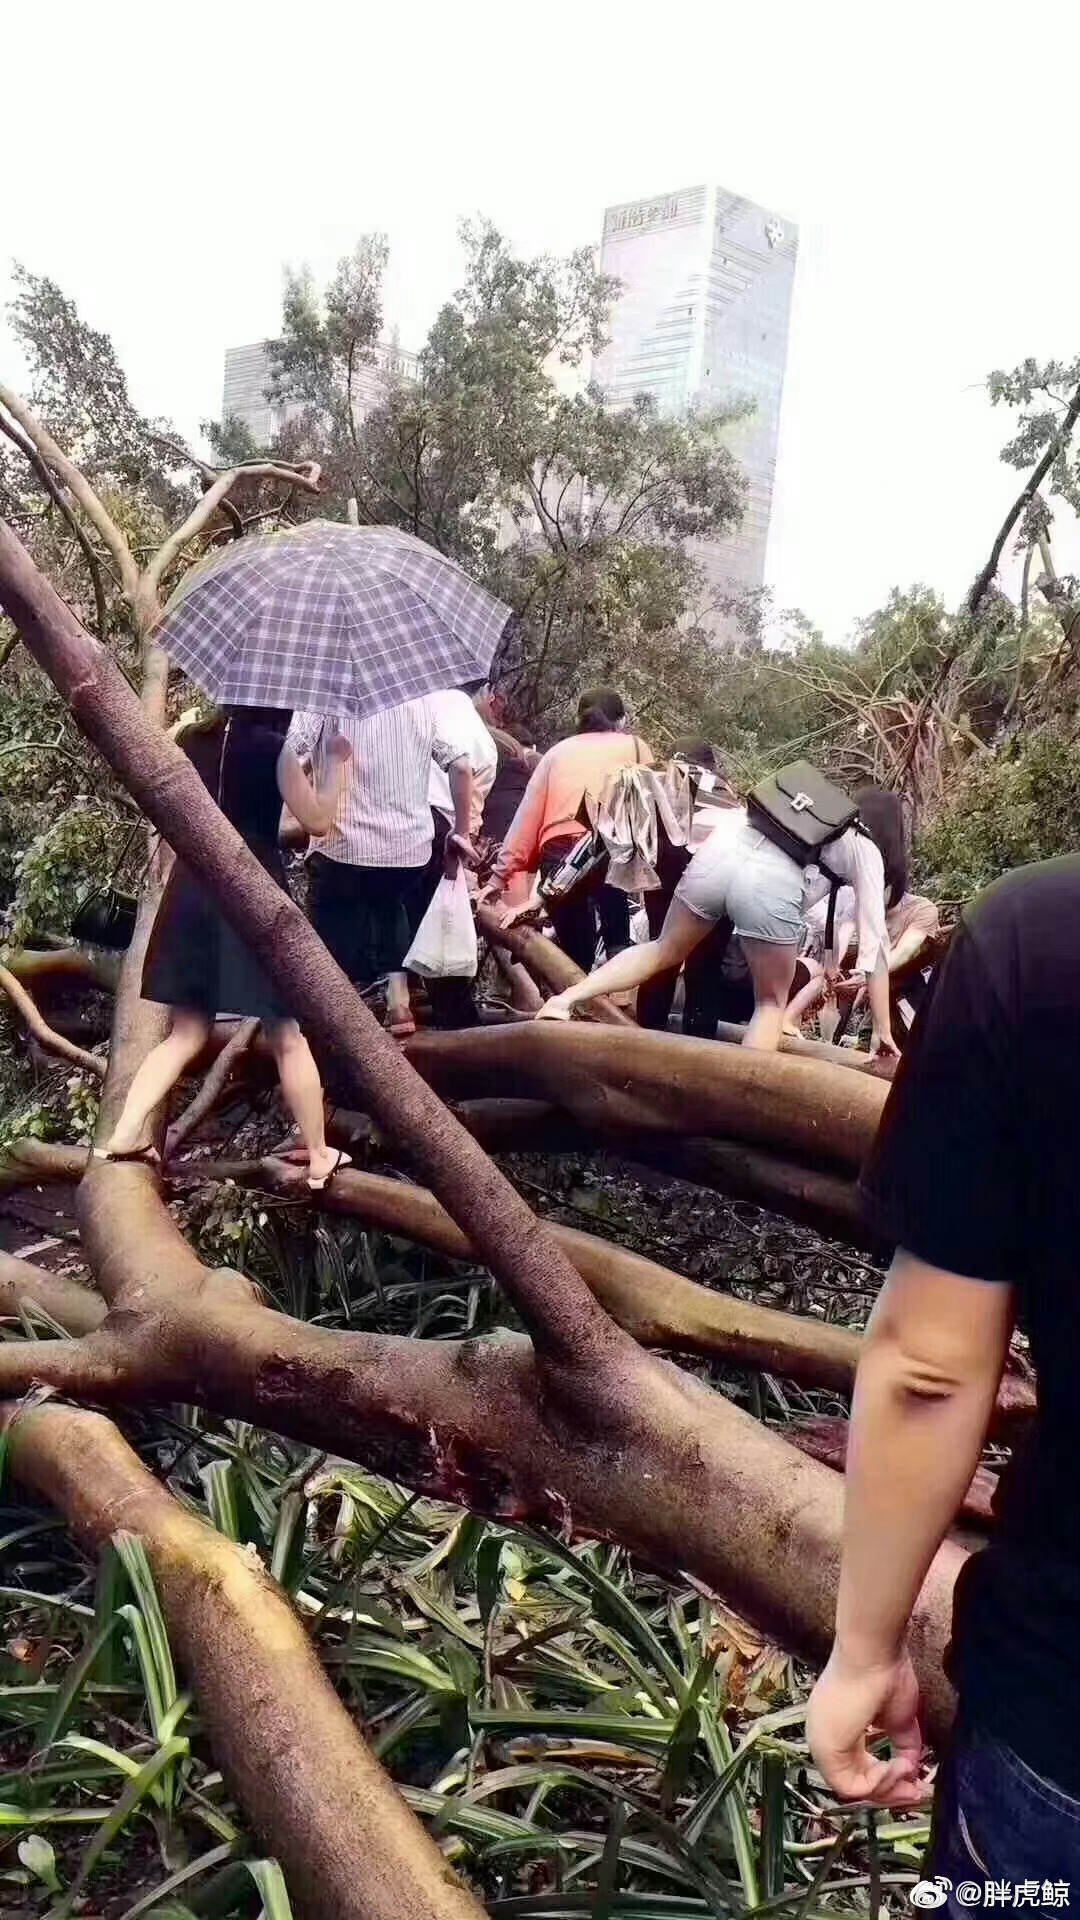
[807,856,1080,1903]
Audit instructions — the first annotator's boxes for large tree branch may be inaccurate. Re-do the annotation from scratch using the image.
[141,459,322,602]
[0,412,110,641]
[4,1400,485,1920]
[0,961,105,1078]
[0,382,139,601]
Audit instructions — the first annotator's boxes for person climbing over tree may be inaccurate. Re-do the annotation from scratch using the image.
[536,773,899,1056]
[807,854,1080,1903]
[636,738,742,1039]
[97,707,350,1190]
[480,687,653,973]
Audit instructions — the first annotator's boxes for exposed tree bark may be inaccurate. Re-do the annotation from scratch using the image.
[402,1023,887,1175]
[4,1400,486,1920]
[711,1020,896,1078]
[0,1249,106,1335]
[0,961,105,1078]
[6,945,120,992]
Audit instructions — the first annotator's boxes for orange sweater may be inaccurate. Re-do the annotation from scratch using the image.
[495,731,653,880]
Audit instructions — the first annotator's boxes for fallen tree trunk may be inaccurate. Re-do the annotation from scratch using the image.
[711,1020,896,1079]
[180,1156,868,1391]
[4,1399,486,1920]
[5,945,121,992]
[475,903,634,1026]
[404,1023,888,1175]
[0,1248,106,1334]
[0,521,965,1793]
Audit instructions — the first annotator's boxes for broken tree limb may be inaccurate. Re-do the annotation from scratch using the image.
[475,902,634,1025]
[4,1399,486,1920]
[0,1250,107,1335]
[0,961,105,1078]
[5,946,121,993]
[403,1023,888,1175]
[170,1156,1034,1433]
[176,1156,868,1392]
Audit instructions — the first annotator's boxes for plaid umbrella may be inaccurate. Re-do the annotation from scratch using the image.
[158,521,513,718]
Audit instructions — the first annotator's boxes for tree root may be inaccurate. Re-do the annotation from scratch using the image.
[4,1398,486,1920]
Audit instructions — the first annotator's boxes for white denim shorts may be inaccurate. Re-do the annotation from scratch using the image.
[674,819,804,947]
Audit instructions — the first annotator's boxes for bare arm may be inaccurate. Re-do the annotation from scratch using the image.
[443,756,476,875]
[807,1252,1013,1803]
[276,739,350,839]
[888,925,931,972]
[865,950,897,1056]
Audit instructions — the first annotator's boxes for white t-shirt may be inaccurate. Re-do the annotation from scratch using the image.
[426,690,498,834]
[802,830,888,975]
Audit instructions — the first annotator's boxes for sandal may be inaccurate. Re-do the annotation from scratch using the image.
[92,1145,161,1166]
[386,1010,417,1040]
[307,1149,352,1193]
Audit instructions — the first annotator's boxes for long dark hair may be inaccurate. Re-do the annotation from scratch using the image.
[855,786,908,908]
[576,687,626,734]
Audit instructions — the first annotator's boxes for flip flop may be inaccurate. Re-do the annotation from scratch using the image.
[92,1145,161,1166]
[307,1149,352,1193]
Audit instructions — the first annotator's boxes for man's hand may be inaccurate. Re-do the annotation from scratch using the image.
[499,897,542,931]
[806,1647,927,1806]
[476,879,504,909]
[443,832,477,877]
[327,734,353,764]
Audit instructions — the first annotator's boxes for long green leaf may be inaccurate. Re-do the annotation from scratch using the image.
[44,1737,189,1918]
[35,1615,123,1753]
[117,1841,237,1920]
[524,1532,685,1702]
[245,1856,294,1918]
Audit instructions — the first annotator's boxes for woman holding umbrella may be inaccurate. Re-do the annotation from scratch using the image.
[97,706,351,1189]
[100,520,514,1172]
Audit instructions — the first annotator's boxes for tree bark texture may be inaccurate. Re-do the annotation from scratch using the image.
[4,1400,486,1920]
[402,1023,887,1175]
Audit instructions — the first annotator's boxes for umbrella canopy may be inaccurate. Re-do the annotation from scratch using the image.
[158,521,513,718]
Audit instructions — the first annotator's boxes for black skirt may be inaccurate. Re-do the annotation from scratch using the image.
[142,842,291,1023]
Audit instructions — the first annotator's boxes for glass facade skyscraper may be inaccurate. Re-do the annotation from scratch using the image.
[592,184,797,637]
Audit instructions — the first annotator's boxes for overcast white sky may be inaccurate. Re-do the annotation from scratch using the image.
[4,0,1079,640]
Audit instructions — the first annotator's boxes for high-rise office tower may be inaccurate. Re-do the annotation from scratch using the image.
[221,339,419,445]
[592,184,797,637]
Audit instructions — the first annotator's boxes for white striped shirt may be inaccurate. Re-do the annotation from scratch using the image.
[426,689,498,834]
[287,701,462,868]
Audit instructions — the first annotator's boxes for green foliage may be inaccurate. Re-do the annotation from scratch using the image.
[988,354,1080,517]
[261,222,748,738]
[917,720,1080,901]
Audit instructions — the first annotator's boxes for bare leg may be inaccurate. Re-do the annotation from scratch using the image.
[537,900,713,1018]
[265,1020,339,1186]
[741,938,799,1052]
[784,959,826,1034]
[103,1009,211,1154]
[385,970,416,1038]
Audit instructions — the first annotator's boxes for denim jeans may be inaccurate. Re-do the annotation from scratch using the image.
[924,1719,1080,1916]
